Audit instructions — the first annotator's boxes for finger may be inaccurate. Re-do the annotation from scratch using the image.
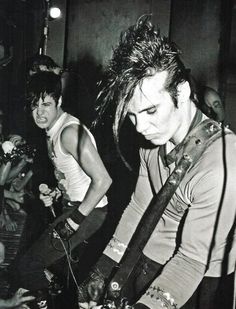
[39,195,52,203]
[39,197,52,206]
[44,199,53,207]
[45,202,53,207]
[21,295,36,302]
[79,302,89,309]
[17,288,29,294]
[20,305,31,309]
[89,301,99,309]
[90,305,102,309]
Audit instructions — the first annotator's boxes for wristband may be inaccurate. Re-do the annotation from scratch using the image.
[70,209,86,225]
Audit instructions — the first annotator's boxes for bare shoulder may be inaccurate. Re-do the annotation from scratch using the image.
[61,123,93,151]
[61,123,80,140]
[60,123,81,150]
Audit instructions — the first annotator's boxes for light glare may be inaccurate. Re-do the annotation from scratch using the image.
[49,7,61,19]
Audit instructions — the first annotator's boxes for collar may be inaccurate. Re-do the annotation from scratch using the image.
[160,109,203,167]
[46,112,67,140]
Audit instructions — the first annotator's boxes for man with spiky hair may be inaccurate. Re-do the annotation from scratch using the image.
[77,17,236,309]
[11,71,112,309]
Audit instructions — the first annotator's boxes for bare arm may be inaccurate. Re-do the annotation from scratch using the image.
[0,162,12,186]
[4,189,24,203]
[6,158,28,183]
[61,124,112,216]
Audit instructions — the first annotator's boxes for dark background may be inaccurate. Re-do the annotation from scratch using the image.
[0,0,235,306]
[0,0,235,134]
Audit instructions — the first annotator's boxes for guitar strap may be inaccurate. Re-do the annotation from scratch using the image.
[108,119,231,295]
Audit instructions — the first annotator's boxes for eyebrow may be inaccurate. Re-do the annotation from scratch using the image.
[128,104,157,115]
[42,101,53,104]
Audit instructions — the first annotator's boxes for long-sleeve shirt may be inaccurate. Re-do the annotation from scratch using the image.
[104,121,236,307]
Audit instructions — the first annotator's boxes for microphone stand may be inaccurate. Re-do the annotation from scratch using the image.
[40,0,50,55]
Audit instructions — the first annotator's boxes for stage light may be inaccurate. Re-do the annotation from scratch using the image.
[49,7,61,19]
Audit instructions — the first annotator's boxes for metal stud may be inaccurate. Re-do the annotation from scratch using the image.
[111,281,120,291]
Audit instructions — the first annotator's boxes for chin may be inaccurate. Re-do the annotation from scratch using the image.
[36,123,48,129]
[147,137,167,146]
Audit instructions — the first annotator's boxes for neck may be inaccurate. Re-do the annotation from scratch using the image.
[56,108,64,120]
[171,100,198,146]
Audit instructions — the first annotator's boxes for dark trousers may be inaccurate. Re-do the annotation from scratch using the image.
[15,205,107,291]
[121,253,235,309]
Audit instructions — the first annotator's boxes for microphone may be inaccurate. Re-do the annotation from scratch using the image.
[39,183,51,195]
[39,183,56,217]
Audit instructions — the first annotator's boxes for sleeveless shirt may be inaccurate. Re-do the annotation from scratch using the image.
[46,112,107,207]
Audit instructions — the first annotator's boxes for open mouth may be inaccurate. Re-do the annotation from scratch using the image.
[36,117,47,123]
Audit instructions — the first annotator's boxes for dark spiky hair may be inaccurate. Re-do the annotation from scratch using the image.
[95,16,189,149]
[26,71,62,111]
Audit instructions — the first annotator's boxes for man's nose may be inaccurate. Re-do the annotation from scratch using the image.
[135,116,148,134]
[36,106,44,116]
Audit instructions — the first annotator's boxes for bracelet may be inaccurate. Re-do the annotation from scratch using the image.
[144,286,178,309]
[107,237,128,256]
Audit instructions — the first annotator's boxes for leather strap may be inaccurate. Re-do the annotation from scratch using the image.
[108,119,231,296]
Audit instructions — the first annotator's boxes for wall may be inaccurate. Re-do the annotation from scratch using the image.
[63,0,171,124]
[66,0,171,68]
[0,0,44,136]
[224,1,236,131]
[170,0,222,90]
[2,0,235,131]
[45,0,67,67]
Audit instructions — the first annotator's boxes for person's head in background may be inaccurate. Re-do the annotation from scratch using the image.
[203,86,224,122]
[27,54,62,77]
[26,71,63,131]
[26,54,71,102]
[185,72,224,123]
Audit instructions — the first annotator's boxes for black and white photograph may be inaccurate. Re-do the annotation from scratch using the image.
[0,1,236,308]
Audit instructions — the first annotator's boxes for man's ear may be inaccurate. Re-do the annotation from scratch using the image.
[57,96,62,108]
[177,81,191,104]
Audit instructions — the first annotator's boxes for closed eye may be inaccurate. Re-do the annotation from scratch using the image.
[146,106,157,114]
[42,102,52,107]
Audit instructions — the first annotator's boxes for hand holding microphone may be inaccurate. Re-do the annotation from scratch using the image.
[39,184,58,217]
[39,184,86,240]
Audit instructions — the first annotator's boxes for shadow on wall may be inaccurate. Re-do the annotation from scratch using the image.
[67,52,141,232]
[66,54,103,127]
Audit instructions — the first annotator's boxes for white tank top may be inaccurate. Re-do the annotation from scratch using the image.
[46,112,107,207]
